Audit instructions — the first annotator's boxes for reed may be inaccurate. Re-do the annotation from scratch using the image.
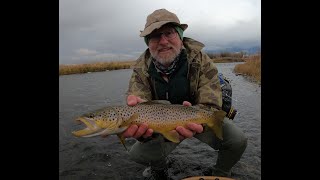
[59,61,135,76]
[234,54,261,83]
[212,57,244,63]
[59,51,260,78]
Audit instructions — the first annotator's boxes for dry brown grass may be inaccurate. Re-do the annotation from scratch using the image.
[207,51,247,59]
[234,54,261,83]
[208,52,246,63]
[59,61,135,75]
[212,57,245,63]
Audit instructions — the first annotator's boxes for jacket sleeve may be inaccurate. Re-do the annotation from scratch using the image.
[195,51,223,111]
[126,66,153,101]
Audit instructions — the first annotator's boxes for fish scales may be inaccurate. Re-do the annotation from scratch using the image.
[118,104,201,124]
[72,102,226,143]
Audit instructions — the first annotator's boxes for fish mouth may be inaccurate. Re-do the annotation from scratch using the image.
[72,117,105,137]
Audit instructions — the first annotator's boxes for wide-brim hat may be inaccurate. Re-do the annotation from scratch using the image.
[140,9,188,37]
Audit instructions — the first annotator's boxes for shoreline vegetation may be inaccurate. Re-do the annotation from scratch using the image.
[59,52,260,84]
[234,53,261,84]
[59,61,134,76]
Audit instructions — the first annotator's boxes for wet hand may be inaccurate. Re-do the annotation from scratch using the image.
[127,95,147,106]
[176,101,203,140]
[175,123,204,141]
[122,123,153,139]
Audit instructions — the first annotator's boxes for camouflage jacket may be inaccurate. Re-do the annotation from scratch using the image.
[126,37,222,111]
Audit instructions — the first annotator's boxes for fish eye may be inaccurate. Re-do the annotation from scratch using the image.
[89,114,94,118]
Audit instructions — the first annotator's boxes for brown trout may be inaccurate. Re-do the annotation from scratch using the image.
[72,101,226,143]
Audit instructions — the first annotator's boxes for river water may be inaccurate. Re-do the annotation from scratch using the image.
[59,62,261,180]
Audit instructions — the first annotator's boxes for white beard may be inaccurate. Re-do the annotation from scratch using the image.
[150,47,182,67]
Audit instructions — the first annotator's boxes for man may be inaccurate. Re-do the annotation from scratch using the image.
[122,9,247,179]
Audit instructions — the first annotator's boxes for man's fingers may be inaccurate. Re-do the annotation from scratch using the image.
[137,97,147,103]
[176,123,203,139]
[142,128,154,138]
[122,125,138,138]
[186,123,203,133]
[127,95,138,106]
[182,101,192,106]
[127,95,147,106]
[133,123,148,138]
[176,126,194,138]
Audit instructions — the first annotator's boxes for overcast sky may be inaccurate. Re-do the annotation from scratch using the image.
[59,0,261,65]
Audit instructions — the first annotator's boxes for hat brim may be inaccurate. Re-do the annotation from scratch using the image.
[140,21,188,37]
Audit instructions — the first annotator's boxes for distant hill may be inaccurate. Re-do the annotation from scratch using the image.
[205,46,260,55]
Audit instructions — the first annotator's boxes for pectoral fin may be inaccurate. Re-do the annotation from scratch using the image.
[117,134,128,151]
[119,113,139,128]
[161,130,180,143]
[116,113,139,152]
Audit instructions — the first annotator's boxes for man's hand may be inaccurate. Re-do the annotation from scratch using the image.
[182,101,192,106]
[123,99,203,141]
[175,122,203,141]
[127,95,146,106]
[176,101,203,140]
[124,95,152,140]
[122,123,153,139]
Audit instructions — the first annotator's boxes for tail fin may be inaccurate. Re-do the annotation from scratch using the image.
[206,110,226,140]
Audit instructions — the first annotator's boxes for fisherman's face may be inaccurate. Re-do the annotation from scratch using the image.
[148,25,183,67]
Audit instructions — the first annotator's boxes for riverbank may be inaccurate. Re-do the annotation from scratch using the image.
[59,58,244,76]
[59,54,260,85]
[234,54,261,84]
[59,61,135,76]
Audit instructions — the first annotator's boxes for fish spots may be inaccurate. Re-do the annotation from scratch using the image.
[73,103,220,139]
[90,103,204,127]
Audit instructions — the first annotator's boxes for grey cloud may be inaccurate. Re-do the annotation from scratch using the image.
[59,0,261,64]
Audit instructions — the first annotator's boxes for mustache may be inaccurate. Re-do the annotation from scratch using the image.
[157,45,172,51]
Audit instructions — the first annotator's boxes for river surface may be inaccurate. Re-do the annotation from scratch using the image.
[59,62,261,180]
